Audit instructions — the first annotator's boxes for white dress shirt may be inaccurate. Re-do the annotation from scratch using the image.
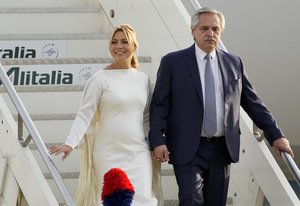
[195,45,225,137]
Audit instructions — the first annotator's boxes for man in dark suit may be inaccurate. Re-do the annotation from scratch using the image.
[148,7,294,206]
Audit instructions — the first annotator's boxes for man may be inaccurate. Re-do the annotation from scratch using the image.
[148,7,294,206]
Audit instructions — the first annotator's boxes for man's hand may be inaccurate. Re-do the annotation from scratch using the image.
[273,137,294,158]
[153,145,170,162]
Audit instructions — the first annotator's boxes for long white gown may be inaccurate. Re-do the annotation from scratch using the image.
[65,68,158,206]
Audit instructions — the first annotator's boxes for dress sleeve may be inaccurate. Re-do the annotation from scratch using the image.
[143,76,152,139]
[64,75,103,148]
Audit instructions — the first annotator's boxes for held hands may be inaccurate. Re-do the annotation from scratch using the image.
[273,137,294,158]
[48,144,73,161]
[153,145,170,162]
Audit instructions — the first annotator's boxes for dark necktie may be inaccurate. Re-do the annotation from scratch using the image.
[204,54,217,137]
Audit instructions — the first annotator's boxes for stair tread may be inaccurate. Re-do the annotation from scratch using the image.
[0,7,101,14]
[0,32,109,40]
[0,56,151,65]
[43,169,175,179]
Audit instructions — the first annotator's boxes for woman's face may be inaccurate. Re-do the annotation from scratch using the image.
[109,31,136,63]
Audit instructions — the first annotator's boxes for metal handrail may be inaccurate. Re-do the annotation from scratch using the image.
[253,125,300,188]
[282,152,300,186]
[188,0,201,11]
[0,63,75,206]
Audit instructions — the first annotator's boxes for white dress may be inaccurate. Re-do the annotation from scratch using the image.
[65,68,158,206]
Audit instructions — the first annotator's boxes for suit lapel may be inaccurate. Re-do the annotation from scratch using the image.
[184,45,204,103]
[183,46,239,105]
[217,49,239,101]
[217,50,229,100]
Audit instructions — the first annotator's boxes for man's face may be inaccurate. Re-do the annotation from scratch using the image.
[192,13,222,53]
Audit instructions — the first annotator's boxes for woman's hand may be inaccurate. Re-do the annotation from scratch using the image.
[48,144,73,160]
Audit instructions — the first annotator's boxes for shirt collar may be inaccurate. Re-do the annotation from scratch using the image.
[195,44,217,61]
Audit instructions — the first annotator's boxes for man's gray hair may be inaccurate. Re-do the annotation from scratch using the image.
[190,7,225,30]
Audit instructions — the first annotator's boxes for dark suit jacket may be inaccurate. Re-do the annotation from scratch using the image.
[149,44,283,164]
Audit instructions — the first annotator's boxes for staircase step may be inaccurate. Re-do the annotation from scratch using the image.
[0,57,110,65]
[0,56,151,65]
[0,34,111,58]
[0,33,109,40]
[164,198,233,206]
[43,169,175,180]
[2,86,84,93]
[1,92,83,117]
[18,114,76,121]
[56,198,234,206]
[0,7,101,14]
[0,0,94,8]
[0,13,104,34]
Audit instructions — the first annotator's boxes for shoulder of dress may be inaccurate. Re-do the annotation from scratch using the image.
[135,69,149,78]
[91,69,109,79]
[83,70,108,87]
[93,69,106,75]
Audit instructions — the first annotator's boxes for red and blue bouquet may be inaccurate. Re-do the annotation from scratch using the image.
[101,168,134,206]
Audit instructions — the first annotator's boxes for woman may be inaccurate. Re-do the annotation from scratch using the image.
[49,24,162,206]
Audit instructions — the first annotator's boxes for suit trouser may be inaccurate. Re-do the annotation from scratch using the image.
[173,138,232,206]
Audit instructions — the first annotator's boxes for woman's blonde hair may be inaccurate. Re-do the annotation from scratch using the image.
[109,24,139,69]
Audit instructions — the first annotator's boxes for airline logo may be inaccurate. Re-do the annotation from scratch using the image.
[0,41,66,58]
[0,64,106,86]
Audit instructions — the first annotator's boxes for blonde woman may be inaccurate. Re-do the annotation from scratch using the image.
[49,24,162,206]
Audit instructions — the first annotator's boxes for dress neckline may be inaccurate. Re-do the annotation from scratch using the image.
[103,68,135,71]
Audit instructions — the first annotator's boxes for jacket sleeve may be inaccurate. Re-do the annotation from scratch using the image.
[149,56,171,149]
[239,58,284,145]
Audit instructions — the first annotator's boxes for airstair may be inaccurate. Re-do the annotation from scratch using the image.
[0,0,299,205]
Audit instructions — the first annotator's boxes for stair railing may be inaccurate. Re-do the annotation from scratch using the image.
[0,63,75,206]
[282,152,300,186]
[253,124,300,187]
